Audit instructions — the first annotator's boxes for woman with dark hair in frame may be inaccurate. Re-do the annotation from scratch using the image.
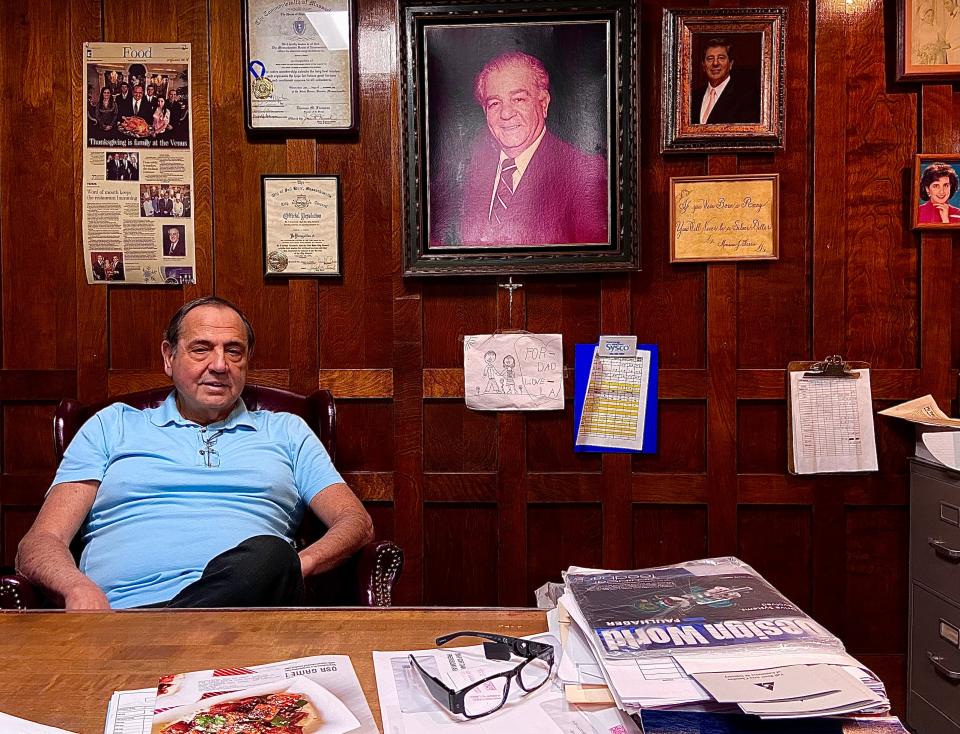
[918,162,960,224]
[89,86,118,136]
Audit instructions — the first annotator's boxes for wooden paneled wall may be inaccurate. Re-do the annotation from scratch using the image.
[1,0,954,711]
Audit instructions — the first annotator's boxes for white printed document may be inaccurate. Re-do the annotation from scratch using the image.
[789,369,878,473]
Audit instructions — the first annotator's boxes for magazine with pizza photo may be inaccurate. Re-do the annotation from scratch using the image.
[150,656,378,734]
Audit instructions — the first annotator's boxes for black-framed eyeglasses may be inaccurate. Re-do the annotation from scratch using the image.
[408,631,556,719]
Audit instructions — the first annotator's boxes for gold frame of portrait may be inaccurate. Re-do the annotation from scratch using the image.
[897,0,960,81]
[661,8,786,153]
[911,154,960,230]
[399,0,639,276]
[669,174,780,263]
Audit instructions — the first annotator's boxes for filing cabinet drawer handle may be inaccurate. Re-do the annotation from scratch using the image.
[928,652,960,682]
[928,538,960,562]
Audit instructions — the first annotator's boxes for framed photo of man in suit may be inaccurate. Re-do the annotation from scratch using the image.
[400,0,638,276]
[661,8,786,153]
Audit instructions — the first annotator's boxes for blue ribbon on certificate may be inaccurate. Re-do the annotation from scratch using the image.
[249,60,267,79]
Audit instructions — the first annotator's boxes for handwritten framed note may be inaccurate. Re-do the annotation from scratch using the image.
[669,174,779,262]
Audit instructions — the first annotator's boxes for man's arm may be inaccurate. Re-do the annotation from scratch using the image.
[298,482,375,577]
[15,481,110,609]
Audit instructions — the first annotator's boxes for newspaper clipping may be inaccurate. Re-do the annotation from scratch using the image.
[83,42,195,285]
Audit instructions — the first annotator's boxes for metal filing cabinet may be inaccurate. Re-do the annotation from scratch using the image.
[908,458,960,733]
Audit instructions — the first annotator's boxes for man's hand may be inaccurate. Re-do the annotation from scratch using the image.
[63,580,111,610]
[15,481,103,608]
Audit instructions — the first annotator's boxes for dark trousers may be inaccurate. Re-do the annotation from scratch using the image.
[154,535,305,608]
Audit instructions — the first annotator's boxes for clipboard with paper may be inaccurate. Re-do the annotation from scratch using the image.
[786,356,878,474]
[573,337,658,453]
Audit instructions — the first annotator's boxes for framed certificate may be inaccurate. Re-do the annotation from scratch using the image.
[262,175,342,277]
[242,0,358,134]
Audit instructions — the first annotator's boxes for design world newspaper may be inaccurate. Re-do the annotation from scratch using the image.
[567,560,843,659]
[82,43,196,285]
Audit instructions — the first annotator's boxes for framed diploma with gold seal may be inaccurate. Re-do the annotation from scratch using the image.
[242,0,358,133]
[262,175,342,277]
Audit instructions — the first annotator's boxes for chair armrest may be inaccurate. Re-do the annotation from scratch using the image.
[302,540,403,607]
[0,572,42,610]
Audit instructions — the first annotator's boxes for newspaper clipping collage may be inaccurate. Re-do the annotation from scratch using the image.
[83,43,196,285]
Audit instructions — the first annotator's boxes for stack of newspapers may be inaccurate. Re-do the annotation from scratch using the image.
[551,557,908,732]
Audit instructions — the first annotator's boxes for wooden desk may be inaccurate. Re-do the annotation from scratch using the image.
[0,607,547,734]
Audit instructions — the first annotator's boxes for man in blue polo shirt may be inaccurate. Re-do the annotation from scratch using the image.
[15,296,374,609]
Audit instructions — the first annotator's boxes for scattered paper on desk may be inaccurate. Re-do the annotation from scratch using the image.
[878,394,960,428]
[789,369,878,473]
[463,333,564,411]
[692,664,850,703]
[372,641,634,733]
[575,346,652,450]
[103,688,155,734]
[0,711,78,734]
[149,656,376,734]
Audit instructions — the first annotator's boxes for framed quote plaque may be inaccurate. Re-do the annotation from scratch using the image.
[262,175,342,277]
[242,0,358,133]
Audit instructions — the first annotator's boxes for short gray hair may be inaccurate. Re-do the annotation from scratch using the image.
[164,296,255,352]
[474,51,550,106]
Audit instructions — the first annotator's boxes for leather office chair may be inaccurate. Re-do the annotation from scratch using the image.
[0,385,402,609]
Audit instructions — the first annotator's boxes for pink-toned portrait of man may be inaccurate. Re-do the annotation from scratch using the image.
[426,25,611,249]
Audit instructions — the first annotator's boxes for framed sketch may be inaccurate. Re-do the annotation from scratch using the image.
[261,175,342,277]
[897,0,960,80]
[242,0,358,134]
[661,8,786,153]
[399,0,638,276]
[669,174,779,262]
[912,155,960,229]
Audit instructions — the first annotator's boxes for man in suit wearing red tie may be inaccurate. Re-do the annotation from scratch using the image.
[451,51,609,247]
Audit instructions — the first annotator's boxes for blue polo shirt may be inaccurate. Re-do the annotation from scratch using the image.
[51,392,343,608]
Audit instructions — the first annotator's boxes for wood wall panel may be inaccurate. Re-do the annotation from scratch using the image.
[422,282,497,368]
[843,0,918,369]
[527,504,602,602]
[0,1,78,370]
[423,402,497,472]
[526,406,601,473]
[2,0,953,711]
[632,400,706,474]
[736,0,809,369]
[334,401,394,472]
[843,507,909,652]
[422,503,498,606]
[737,506,812,609]
[632,504,708,568]
[736,401,787,475]
[2,405,57,474]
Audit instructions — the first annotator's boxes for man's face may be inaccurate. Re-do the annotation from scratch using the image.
[168,90,177,102]
[161,305,250,424]
[121,83,129,95]
[133,86,143,100]
[147,85,155,96]
[927,175,952,205]
[482,64,550,157]
[702,45,734,86]
[168,228,180,243]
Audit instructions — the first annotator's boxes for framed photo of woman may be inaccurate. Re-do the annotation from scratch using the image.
[912,155,960,229]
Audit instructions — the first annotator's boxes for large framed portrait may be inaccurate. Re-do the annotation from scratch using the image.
[912,155,960,229]
[897,0,960,80]
[661,8,786,153]
[400,0,638,276]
